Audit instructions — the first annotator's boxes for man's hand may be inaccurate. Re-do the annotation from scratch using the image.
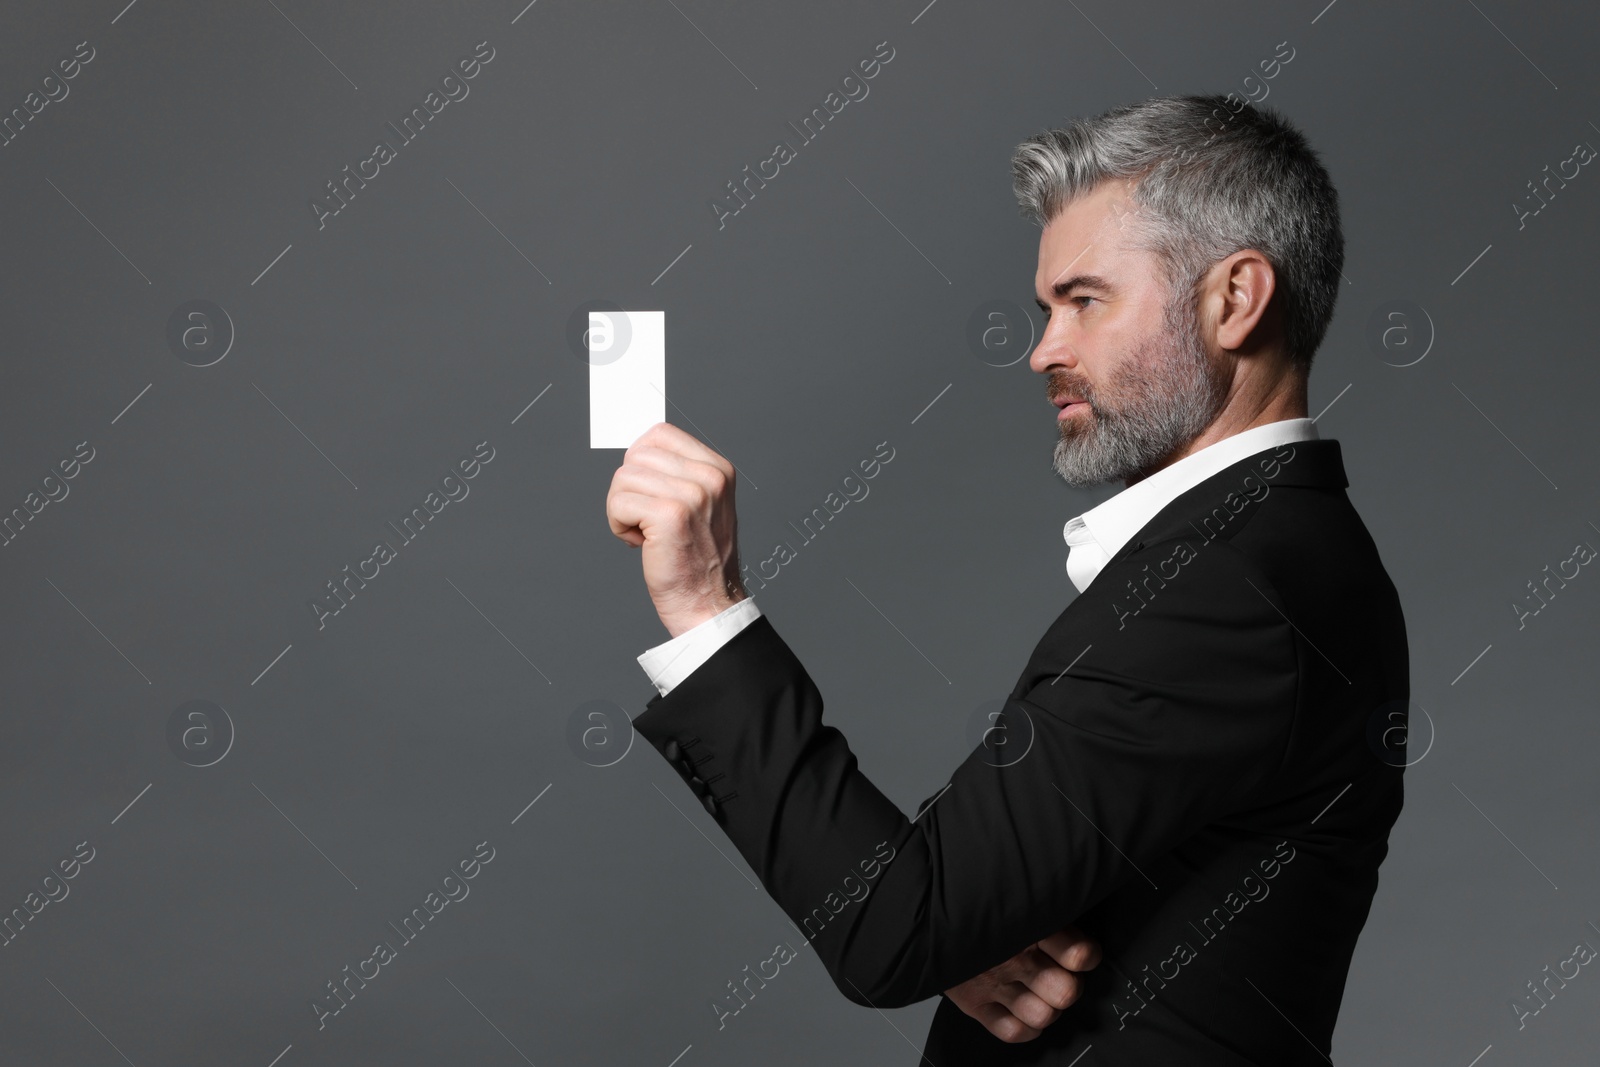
[944,926,1102,1043]
[606,422,747,638]
[611,427,1100,1037]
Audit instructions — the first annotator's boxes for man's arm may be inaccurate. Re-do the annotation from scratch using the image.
[637,596,764,698]
[630,540,1298,1009]
[606,422,1297,1009]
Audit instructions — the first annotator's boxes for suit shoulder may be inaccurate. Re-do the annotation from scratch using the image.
[1047,531,1298,693]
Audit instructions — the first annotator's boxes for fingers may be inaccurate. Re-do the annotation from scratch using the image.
[604,488,648,544]
[609,422,737,551]
[952,976,1070,1041]
[626,441,723,487]
[1010,945,1083,1011]
[940,929,1103,1044]
[605,464,711,543]
[995,977,1069,1030]
[945,974,1054,1043]
[944,944,1086,1043]
[1038,925,1103,972]
[966,998,1045,1044]
[613,464,712,514]
[617,444,731,521]
[627,422,735,482]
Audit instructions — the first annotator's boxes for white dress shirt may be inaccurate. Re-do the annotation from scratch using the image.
[1062,417,1319,593]
[637,417,1320,697]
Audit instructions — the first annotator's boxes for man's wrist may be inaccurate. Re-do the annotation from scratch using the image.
[639,596,761,697]
[660,589,749,639]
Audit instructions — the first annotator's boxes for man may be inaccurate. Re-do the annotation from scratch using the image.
[606,94,1408,1063]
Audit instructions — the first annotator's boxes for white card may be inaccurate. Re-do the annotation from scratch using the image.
[589,310,665,449]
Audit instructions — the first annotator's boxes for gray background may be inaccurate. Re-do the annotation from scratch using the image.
[1,0,1596,1064]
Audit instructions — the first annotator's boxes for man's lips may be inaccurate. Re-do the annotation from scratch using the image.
[1056,402,1087,421]
[1051,394,1087,420]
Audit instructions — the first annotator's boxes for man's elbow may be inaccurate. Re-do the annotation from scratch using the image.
[827,957,930,1010]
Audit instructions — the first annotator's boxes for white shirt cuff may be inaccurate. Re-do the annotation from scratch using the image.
[637,596,764,697]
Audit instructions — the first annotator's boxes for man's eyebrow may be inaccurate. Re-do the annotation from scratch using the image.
[1035,273,1115,311]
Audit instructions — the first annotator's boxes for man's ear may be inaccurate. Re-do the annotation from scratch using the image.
[1212,250,1276,352]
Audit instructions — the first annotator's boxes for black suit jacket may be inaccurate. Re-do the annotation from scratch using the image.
[632,438,1408,1065]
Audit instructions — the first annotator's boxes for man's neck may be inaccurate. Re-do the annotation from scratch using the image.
[1124,385,1309,488]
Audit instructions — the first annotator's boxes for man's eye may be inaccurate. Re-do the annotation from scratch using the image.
[1073,296,1096,308]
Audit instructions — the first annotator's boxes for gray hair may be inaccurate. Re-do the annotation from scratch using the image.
[1011,94,1344,371]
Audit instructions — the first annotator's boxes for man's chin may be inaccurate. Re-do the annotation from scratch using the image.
[1051,442,1119,488]
[1053,470,1114,489]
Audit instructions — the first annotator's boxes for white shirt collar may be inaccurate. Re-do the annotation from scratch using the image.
[1063,418,1320,593]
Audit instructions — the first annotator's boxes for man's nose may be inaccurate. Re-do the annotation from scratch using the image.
[1030,322,1074,375]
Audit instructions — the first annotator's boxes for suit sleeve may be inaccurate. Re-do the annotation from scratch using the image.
[629,539,1298,1008]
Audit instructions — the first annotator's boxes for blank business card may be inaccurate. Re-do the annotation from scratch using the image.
[589,310,665,449]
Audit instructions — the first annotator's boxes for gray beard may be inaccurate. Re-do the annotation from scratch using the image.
[1051,290,1231,488]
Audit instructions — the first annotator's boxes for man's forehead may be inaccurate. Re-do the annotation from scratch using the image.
[1042,184,1141,248]
[1036,182,1145,287]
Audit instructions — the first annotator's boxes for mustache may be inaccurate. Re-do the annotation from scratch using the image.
[1048,373,1100,409]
